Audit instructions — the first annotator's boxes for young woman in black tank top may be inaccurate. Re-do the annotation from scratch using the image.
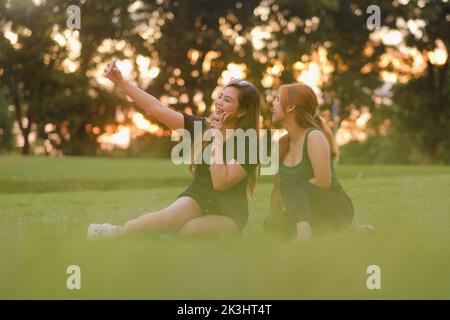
[264,83,355,240]
[87,59,261,240]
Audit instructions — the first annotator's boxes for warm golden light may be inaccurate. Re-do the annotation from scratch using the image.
[427,40,448,66]
[188,49,201,65]
[380,71,398,83]
[293,47,334,90]
[383,30,403,46]
[202,51,220,73]
[136,54,160,86]
[370,27,403,46]
[219,63,247,85]
[4,30,18,44]
[148,67,160,78]
[251,26,271,50]
[297,62,321,87]
[97,126,131,150]
[335,107,372,146]
[96,110,165,150]
[116,59,133,79]
[261,74,274,88]
[193,92,206,114]
[51,28,81,74]
[62,59,79,73]
[132,112,159,133]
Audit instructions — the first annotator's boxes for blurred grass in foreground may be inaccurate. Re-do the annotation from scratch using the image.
[0,156,449,299]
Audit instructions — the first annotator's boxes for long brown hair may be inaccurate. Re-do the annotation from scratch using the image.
[190,79,262,198]
[279,83,338,160]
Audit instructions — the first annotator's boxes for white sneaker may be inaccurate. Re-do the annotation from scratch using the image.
[87,223,122,240]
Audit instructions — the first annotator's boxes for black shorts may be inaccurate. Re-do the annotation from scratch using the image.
[177,184,248,231]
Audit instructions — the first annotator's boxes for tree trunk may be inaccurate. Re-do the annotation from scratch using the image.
[429,148,438,165]
[20,125,31,155]
[22,132,30,155]
[9,84,32,155]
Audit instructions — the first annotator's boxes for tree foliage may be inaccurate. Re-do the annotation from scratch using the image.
[0,0,448,163]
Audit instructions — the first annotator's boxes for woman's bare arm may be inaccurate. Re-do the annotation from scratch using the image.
[104,59,183,130]
[307,130,332,189]
[208,113,248,191]
[270,172,283,214]
[209,142,248,191]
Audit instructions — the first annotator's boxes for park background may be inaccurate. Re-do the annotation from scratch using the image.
[0,0,449,299]
[1,0,449,163]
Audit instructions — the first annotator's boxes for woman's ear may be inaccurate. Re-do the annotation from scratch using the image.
[237,110,247,118]
[287,105,296,113]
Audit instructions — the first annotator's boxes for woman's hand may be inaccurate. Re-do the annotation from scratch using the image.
[209,112,224,131]
[209,112,234,132]
[104,58,125,86]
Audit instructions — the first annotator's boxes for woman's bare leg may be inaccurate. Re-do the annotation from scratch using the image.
[119,196,202,237]
[351,224,375,234]
[178,215,239,237]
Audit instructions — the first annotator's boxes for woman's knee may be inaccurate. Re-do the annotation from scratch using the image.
[178,219,200,236]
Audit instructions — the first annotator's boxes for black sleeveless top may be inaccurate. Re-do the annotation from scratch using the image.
[177,112,257,229]
[279,128,346,194]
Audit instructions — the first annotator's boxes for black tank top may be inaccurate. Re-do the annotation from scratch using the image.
[279,128,346,193]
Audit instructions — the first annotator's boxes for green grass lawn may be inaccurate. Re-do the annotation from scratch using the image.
[0,155,449,299]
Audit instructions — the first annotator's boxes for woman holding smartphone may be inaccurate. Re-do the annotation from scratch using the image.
[88,60,261,239]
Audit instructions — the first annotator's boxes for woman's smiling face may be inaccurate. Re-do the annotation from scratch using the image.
[214,86,240,116]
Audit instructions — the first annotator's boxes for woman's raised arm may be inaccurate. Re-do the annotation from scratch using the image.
[104,59,183,130]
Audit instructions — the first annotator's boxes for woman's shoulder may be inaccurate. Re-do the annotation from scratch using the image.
[307,127,326,139]
[182,112,206,123]
[182,112,207,134]
[306,128,328,148]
